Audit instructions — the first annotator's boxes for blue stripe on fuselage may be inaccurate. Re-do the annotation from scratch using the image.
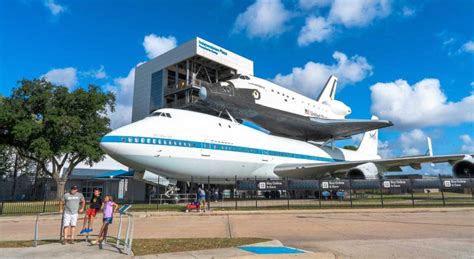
[100,135,344,163]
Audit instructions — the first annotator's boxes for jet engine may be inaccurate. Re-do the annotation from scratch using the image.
[347,162,381,179]
[452,156,474,178]
[322,100,352,118]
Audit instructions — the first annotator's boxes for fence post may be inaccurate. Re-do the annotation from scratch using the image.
[470,177,473,201]
[318,178,322,209]
[207,176,211,211]
[348,176,353,208]
[234,175,237,210]
[286,178,290,209]
[0,200,4,215]
[410,178,415,208]
[255,176,258,209]
[156,176,160,209]
[438,174,446,207]
[379,178,384,208]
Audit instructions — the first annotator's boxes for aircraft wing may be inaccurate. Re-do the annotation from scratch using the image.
[273,154,471,179]
[307,118,392,140]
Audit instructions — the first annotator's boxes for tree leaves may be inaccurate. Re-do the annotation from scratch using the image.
[0,79,116,184]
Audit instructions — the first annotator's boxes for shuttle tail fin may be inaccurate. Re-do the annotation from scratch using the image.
[317,75,338,102]
[357,116,379,155]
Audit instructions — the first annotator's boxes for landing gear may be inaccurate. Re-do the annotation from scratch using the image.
[264,191,281,199]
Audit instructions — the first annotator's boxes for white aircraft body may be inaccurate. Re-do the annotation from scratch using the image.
[100,109,473,182]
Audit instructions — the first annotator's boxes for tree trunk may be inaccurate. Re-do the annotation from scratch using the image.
[55,179,67,200]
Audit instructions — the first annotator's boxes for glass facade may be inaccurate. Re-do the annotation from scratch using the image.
[150,70,164,113]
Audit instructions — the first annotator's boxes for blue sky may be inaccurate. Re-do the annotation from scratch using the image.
[1,0,473,169]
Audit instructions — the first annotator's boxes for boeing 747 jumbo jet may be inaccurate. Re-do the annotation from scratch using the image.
[197,75,393,141]
[100,109,473,183]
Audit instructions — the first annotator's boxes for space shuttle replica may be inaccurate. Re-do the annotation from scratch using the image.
[100,74,473,182]
[197,74,392,141]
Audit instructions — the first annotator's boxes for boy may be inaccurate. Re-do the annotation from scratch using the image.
[80,188,102,234]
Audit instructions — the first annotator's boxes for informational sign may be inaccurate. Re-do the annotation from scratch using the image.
[442,179,471,189]
[382,179,411,189]
[320,180,350,190]
[257,180,287,190]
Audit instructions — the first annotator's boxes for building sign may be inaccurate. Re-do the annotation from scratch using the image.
[320,180,350,190]
[257,180,287,190]
[382,179,411,189]
[198,40,228,56]
[442,179,471,188]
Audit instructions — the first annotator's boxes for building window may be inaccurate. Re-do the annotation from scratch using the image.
[150,70,164,112]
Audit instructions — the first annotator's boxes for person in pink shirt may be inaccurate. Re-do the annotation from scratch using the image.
[91,195,118,249]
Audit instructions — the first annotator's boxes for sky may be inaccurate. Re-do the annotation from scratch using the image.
[0,0,473,174]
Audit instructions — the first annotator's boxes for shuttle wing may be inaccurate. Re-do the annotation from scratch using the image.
[273,154,470,179]
[306,118,392,140]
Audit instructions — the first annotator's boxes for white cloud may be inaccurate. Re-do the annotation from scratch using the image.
[44,0,66,16]
[93,65,107,79]
[460,135,474,153]
[298,16,334,46]
[399,129,428,156]
[370,79,474,128]
[273,51,372,97]
[234,0,292,38]
[460,40,474,54]
[42,67,78,89]
[143,34,177,59]
[298,0,333,10]
[81,65,107,79]
[106,67,136,129]
[328,0,391,28]
[401,6,416,17]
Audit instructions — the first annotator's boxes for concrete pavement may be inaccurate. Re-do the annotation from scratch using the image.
[0,207,473,258]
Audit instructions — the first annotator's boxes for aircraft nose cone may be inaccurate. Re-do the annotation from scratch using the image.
[99,134,115,154]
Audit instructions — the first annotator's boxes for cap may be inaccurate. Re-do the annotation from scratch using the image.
[71,185,78,190]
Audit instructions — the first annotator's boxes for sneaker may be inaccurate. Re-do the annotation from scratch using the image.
[80,229,87,235]
[86,228,93,233]
[90,240,97,245]
[98,243,103,249]
[61,240,66,245]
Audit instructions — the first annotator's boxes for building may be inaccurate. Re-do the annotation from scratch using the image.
[132,37,254,121]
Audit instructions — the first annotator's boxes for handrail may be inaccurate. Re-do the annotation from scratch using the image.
[33,211,135,255]
[33,212,63,247]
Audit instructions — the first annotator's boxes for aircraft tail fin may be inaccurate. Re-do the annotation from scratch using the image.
[357,116,379,155]
[316,75,338,102]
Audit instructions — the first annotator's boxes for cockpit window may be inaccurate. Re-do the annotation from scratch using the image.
[150,111,171,118]
[230,74,250,80]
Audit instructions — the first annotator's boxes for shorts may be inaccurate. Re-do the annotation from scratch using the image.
[86,208,98,217]
[103,217,113,224]
[63,213,78,227]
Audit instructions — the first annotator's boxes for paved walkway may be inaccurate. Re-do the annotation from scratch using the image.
[0,208,473,258]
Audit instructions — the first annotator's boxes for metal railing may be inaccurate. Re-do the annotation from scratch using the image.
[33,211,135,255]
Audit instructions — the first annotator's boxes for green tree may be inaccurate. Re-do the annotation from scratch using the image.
[0,79,115,199]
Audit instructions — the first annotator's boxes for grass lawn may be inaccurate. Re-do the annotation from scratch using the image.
[131,238,270,256]
[0,238,270,256]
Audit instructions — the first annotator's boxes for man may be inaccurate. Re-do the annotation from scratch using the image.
[197,187,206,212]
[60,185,85,244]
[80,188,102,235]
